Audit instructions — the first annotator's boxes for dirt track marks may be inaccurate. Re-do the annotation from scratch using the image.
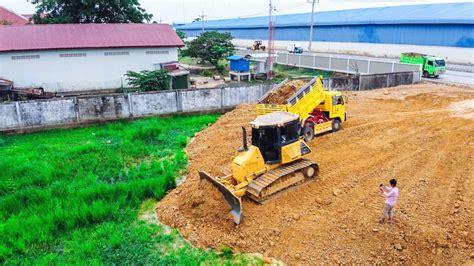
[157,83,474,264]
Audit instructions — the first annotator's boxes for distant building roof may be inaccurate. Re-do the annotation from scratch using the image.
[0,23,185,53]
[178,2,474,30]
[0,6,29,26]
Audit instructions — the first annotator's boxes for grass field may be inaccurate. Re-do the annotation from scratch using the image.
[272,64,333,80]
[0,115,260,264]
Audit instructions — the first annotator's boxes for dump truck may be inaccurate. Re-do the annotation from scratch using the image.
[400,52,446,78]
[257,77,347,141]
[200,111,318,224]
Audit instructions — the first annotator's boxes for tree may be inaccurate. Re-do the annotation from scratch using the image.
[185,31,234,68]
[176,30,187,42]
[125,70,171,91]
[29,0,152,24]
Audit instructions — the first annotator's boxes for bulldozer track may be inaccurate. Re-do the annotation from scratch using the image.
[247,159,318,203]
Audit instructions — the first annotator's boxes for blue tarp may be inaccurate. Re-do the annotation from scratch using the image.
[178,2,474,30]
[227,55,243,60]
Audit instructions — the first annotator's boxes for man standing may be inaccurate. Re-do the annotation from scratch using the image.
[379,179,399,225]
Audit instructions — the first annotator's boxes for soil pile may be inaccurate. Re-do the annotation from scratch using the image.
[157,82,474,265]
[261,79,309,104]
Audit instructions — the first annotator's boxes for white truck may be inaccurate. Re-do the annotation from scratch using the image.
[287,43,304,54]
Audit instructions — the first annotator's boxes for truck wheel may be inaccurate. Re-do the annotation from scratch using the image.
[303,165,319,179]
[302,126,314,142]
[423,71,429,78]
[332,120,341,132]
[435,75,439,78]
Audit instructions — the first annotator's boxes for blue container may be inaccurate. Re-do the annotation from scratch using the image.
[228,55,250,72]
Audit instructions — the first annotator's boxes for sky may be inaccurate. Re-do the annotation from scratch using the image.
[0,0,470,24]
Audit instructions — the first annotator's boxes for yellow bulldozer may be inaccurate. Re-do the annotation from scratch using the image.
[250,40,266,52]
[200,111,318,224]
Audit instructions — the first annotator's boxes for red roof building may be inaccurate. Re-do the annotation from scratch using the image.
[0,23,186,92]
[0,23,184,52]
[0,6,28,26]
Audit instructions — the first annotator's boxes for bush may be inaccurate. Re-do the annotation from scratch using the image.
[125,69,171,91]
[200,69,213,77]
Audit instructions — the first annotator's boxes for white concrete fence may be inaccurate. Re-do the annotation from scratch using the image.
[235,48,422,79]
[0,84,274,132]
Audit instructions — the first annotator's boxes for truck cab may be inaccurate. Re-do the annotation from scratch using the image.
[287,44,304,54]
[424,57,446,78]
[306,91,347,135]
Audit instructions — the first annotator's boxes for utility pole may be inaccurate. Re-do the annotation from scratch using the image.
[307,0,319,52]
[200,11,206,33]
[266,0,276,79]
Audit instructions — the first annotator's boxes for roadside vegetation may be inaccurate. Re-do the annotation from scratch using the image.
[0,115,260,264]
[125,69,171,91]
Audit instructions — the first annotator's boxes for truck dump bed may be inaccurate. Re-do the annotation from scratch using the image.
[257,77,326,122]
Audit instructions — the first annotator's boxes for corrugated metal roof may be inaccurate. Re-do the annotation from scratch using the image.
[0,6,28,26]
[0,24,184,52]
[178,2,474,30]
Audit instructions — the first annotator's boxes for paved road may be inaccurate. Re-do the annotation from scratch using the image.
[424,70,474,87]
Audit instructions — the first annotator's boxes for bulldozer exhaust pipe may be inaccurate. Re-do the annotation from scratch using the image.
[242,127,248,151]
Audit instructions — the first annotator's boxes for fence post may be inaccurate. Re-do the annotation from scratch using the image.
[312,55,316,68]
[358,75,362,91]
[346,59,350,72]
[391,62,395,73]
[176,90,183,112]
[220,87,224,108]
[73,97,80,122]
[329,56,332,70]
[367,60,371,74]
[298,54,302,66]
[127,93,133,117]
[14,102,22,128]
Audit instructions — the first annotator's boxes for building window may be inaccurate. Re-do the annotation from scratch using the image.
[11,55,40,60]
[104,51,129,56]
[60,53,87,58]
[146,50,169,55]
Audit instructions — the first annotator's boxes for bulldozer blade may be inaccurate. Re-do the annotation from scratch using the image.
[199,171,243,224]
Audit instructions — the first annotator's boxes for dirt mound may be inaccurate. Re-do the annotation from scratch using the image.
[157,83,474,264]
[261,79,309,104]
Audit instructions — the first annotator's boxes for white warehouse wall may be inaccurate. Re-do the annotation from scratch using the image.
[0,47,179,92]
[232,39,473,65]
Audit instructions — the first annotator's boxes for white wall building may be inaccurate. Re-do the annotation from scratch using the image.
[0,24,184,93]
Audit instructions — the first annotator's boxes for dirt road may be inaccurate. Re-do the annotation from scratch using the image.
[157,82,474,264]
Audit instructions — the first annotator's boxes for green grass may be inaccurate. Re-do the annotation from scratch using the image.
[0,115,262,264]
[179,56,202,65]
[273,64,333,80]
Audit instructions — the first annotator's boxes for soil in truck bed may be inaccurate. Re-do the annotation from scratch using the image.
[260,79,309,104]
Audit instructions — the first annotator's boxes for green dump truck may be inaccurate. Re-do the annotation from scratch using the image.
[400,53,446,78]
